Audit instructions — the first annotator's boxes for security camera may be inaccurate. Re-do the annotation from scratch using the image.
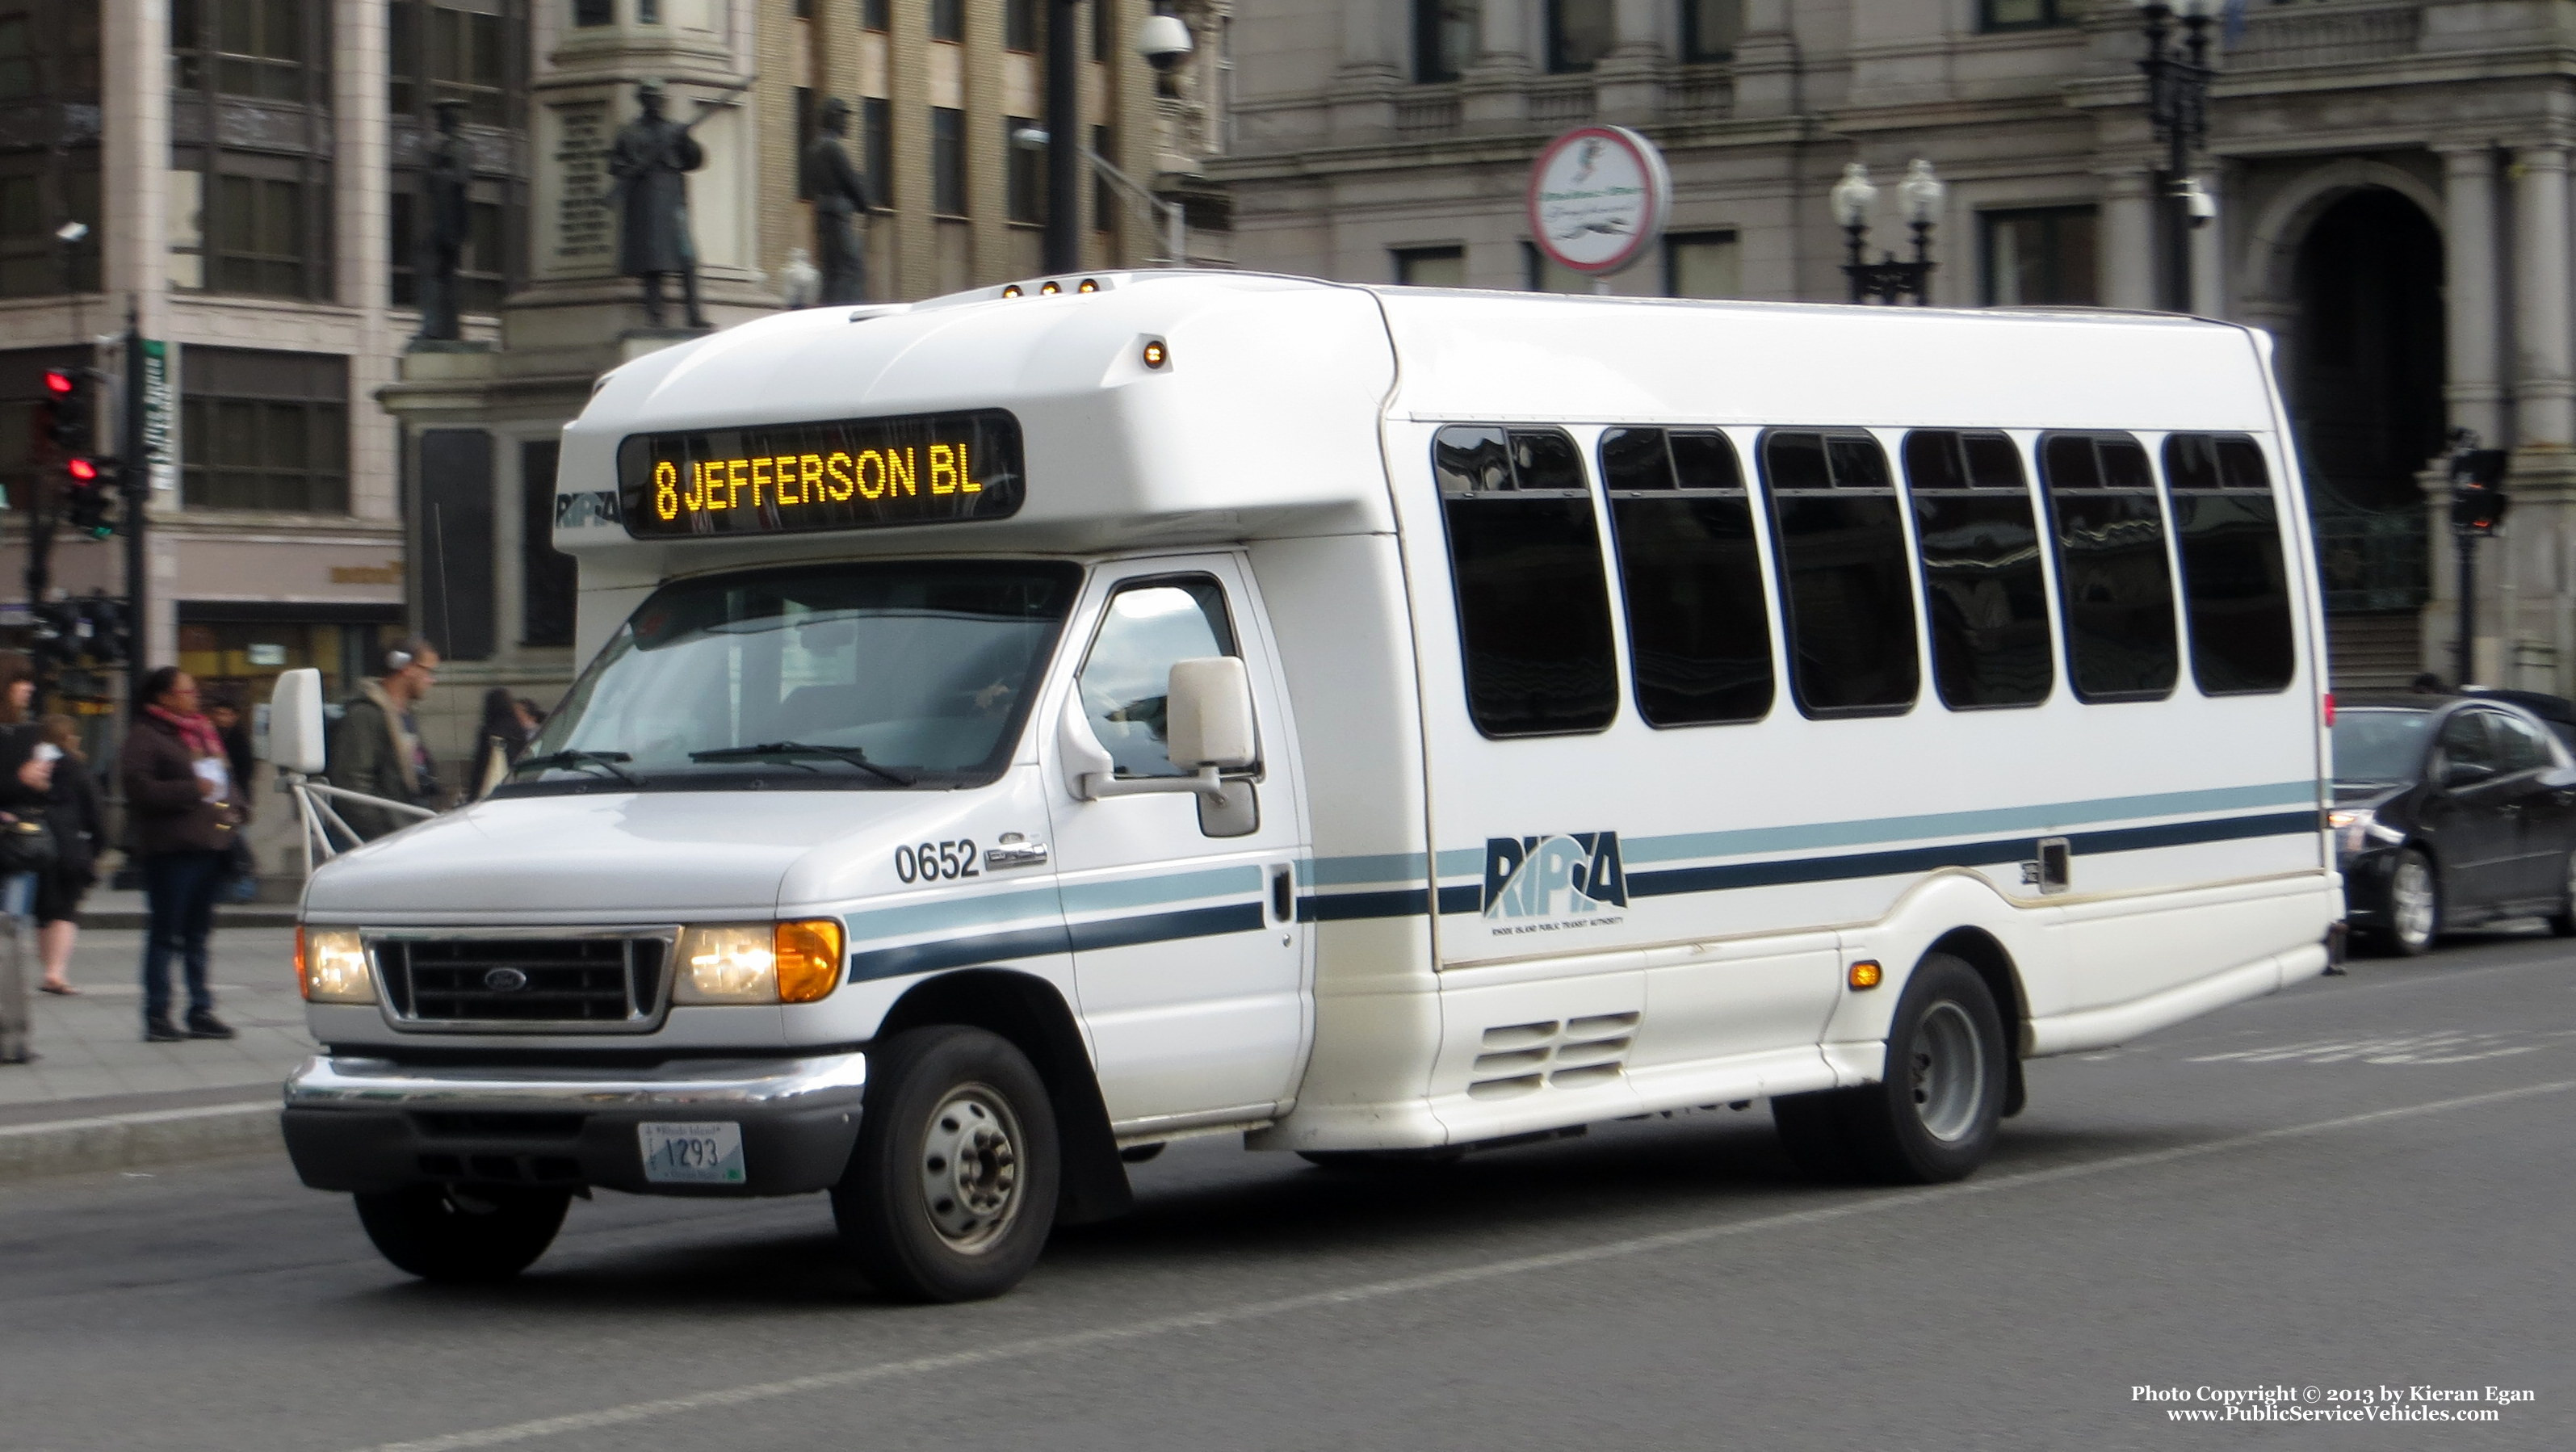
[2180,178,2217,226]
[1136,13,1193,73]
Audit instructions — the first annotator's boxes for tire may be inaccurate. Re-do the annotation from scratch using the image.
[2549,852,2576,939]
[2381,847,2440,957]
[834,1026,1059,1303]
[1773,953,2006,1186]
[353,1185,569,1283]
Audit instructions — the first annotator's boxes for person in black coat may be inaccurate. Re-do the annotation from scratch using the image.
[35,715,102,996]
[0,652,54,1064]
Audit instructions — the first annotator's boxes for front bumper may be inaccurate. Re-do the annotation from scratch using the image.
[2338,848,2398,928]
[280,1051,868,1197]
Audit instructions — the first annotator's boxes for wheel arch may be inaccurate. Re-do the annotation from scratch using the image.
[1922,926,2029,1118]
[877,968,1133,1224]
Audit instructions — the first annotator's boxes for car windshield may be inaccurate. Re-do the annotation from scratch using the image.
[2331,709,2434,784]
[506,560,1081,792]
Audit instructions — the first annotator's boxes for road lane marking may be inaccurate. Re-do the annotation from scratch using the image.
[346,1077,2576,1452]
[2187,1028,2576,1066]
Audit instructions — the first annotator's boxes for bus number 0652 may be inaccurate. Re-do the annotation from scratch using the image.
[895,841,980,883]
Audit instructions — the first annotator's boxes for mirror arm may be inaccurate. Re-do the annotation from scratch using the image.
[1082,766,1234,800]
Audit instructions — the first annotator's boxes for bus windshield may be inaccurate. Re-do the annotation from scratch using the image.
[2330,708,2434,785]
[507,560,1081,792]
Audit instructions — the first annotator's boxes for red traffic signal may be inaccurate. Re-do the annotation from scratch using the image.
[65,457,98,482]
[42,368,75,395]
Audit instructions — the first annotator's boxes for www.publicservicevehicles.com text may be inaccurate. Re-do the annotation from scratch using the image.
[2133,1385,2534,1423]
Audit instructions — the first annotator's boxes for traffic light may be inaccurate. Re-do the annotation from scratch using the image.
[80,596,132,668]
[2451,447,2511,537]
[40,368,91,455]
[27,600,79,674]
[64,455,116,538]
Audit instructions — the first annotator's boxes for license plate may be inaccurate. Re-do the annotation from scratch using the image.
[638,1121,746,1185]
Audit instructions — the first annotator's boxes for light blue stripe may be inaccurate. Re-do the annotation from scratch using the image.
[1060,864,1263,917]
[1614,781,2320,868]
[845,885,1064,943]
[1434,847,1485,878]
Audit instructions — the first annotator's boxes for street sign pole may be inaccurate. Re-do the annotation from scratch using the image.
[122,299,147,709]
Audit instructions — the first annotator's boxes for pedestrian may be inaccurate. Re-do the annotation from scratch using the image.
[120,666,243,1044]
[35,714,102,997]
[204,690,258,822]
[469,686,538,799]
[0,652,54,1064]
[325,637,443,841]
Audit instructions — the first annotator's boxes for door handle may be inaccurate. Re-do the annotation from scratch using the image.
[984,837,1050,870]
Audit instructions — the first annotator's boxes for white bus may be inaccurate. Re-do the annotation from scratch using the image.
[279,273,2339,1301]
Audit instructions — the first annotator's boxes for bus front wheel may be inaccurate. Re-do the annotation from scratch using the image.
[1772,953,2005,1186]
[834,1026,1060,1303]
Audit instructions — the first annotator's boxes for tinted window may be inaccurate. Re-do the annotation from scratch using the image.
[1435,425,1619,736]
[1903,430,2053,709]
[2331,709,2433,783]
[2438,710,2500,773]
[2040,430,2178,701]
[1599,428,1773,726]
[2163,432,2296,695]
[2492,711,2554,773]
[1759,430,1919,716]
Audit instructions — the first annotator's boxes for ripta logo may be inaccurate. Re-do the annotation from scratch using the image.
[1482,833,1628,919]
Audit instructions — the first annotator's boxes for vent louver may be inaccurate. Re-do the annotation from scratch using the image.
[1466,1013,1641,1099]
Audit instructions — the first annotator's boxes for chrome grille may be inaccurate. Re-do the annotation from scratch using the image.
[374,934,671,1033]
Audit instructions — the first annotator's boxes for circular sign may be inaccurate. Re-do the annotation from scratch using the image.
[1525,126,1672,277]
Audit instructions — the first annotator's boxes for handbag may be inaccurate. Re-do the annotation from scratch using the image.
[0,816,57,876]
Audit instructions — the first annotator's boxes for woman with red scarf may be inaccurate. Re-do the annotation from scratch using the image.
[118,668,243,1043]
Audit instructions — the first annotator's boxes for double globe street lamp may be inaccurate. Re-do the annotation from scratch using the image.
[1831,158,1945,305]
[2133,0,2221,311]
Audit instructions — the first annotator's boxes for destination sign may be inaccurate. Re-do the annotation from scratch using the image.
[616,409,1025,539]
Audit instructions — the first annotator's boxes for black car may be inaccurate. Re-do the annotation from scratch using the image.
[2332,696,2576,955]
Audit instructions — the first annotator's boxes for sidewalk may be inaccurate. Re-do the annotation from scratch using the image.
[1,924,313,1178]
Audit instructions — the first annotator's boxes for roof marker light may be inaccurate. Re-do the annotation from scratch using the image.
[1001,284,1023,298]
[1077,278,1099,293]
[1141,339,1168,369]
[1039,279,1061,295]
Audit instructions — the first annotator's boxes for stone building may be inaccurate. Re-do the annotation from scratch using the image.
[1215,0,2576,691]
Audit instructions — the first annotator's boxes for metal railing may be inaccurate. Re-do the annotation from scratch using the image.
[2311,504,2431,615]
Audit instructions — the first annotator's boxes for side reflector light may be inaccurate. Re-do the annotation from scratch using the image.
[1847,959,1882,991]
[1141,339,1168,369]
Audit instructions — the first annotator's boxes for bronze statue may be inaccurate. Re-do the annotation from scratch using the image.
[801,96,875,306]
[413,99,472,342]
[606,78,709,329]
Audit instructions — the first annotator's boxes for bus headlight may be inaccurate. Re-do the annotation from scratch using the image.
[673,921,845,1005]
[296,927,378,1004]
[2326,808,2402,858]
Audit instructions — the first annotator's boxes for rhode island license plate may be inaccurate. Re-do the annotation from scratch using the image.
[638,1121,746,1185]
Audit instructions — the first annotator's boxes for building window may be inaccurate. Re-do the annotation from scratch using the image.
[1546,0,1613,73]
[199,171,320,298]
[170,0,329,104]
[1093,0,1110,61]
[1433,426,1620,736]
[572,0,611,26]
[389,2,513,127]
[1394,245,1466,287]
[1005,115,1045,225]
[1982,0,2068,32]
[0,153,99,297]
[863,0,888,32]
[931,0,963,43]
[1005,0,1039,52]
[1982,205,2097,307]
[1664,231,1738,297]
[1680,0,1740,62]
[390,191,506,313]
[636,0,658,22]
[179,347,350,515]
[931,107,965,216]
[1521,240,1588,294]
[863,98,891,212]
[1412,0,1477,82]
[522,439,576,648]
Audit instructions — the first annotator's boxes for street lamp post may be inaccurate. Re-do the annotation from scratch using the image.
[1013,128,1186,266]
[2133,0,2217,312]
[1044,6,1194,273]
[1832,160,1943,305]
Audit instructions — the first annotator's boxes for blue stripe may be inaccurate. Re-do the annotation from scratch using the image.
[1298,888,1431,922]
[1615,781,2318,867]
[845,902,1269,980]
[1067,902,1265,951]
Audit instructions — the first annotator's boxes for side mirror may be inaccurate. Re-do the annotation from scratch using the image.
[1165,657,1257,770]
[266,668,328,774]
[2443,759,2497,789]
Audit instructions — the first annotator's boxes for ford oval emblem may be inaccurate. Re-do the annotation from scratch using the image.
[484,967,531,992]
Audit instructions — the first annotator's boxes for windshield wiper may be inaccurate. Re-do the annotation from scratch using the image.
[689,741,918,786]
[514,749,640,787]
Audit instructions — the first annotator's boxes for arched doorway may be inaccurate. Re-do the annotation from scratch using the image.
[2289,186,2446,685]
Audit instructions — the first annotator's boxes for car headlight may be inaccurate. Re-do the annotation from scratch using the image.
[2326,808,2404,858]
[673,920,845,1005]
[296,927,378,1004]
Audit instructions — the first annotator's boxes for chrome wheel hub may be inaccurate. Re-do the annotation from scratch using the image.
[919,1085,1023,1253]
[2391,856,2436,948]
[1909,1001,1986,1144]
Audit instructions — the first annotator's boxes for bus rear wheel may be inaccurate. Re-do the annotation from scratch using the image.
[353,1185,569,1283]
[1772,953,2005,1186]
[834,1026,1059,1303]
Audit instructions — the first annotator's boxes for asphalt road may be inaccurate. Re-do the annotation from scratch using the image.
[6,931,2573,1452]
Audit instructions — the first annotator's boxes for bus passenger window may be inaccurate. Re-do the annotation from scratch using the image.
[1758,429,1919,717]
[2163,432,2295,695]
[2039,430,2179,702]
[1902,430,2053,709]
[1601,428,1773,726]
[1433,425,1620,736]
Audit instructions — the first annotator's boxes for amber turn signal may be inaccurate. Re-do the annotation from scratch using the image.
[1847,959,1882,991]
[774,918,845,1004]
[1141,339,1168,369]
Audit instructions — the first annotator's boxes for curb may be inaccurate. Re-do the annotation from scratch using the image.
[0,1100,282,1181]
